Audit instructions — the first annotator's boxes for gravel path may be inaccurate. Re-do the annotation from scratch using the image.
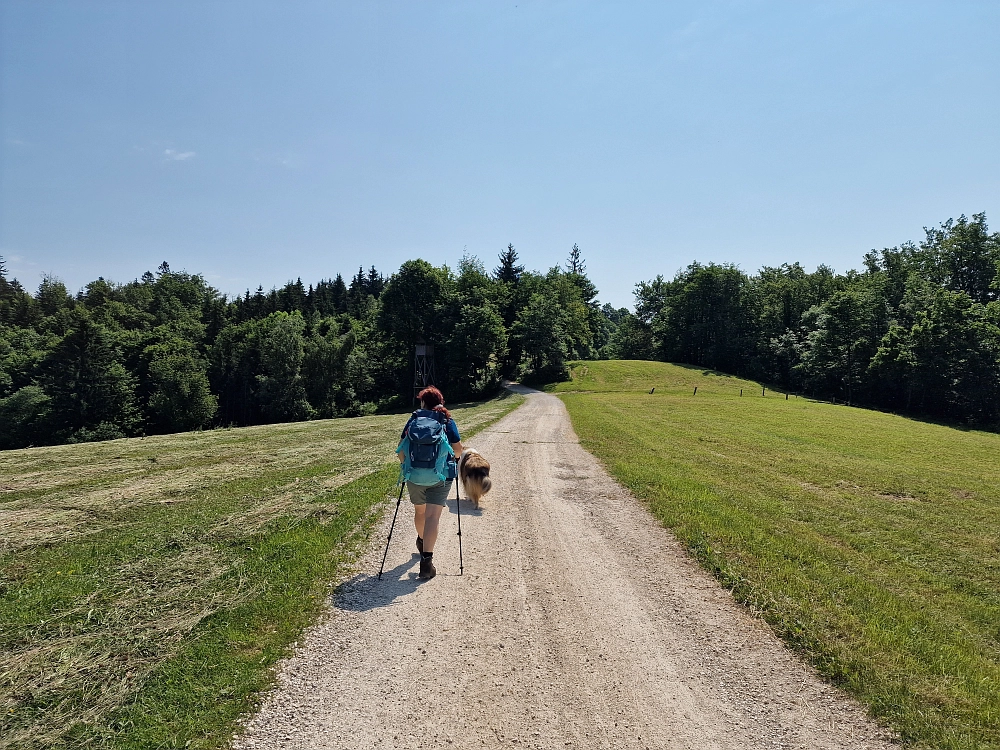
[233,388,898,750]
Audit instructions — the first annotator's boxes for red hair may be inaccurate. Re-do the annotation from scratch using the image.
[417,386,451,420]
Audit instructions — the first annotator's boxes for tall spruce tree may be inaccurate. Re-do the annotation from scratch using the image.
[494,244,525,284]
[332,273,348,313]
[0,255,11,309]
[41,311,139,438]
[366,265,385,296]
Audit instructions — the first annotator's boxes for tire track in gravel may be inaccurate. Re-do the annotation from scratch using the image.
[234,387,898,750]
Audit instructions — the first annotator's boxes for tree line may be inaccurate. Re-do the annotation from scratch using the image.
[612,213,1000,426]
[3,213,997,449]
[0,245,617,449]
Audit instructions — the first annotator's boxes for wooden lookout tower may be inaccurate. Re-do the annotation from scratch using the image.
[413,341,436,403]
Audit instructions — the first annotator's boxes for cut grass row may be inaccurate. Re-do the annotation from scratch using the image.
[554,360,1000,750]
[0,392,523,750]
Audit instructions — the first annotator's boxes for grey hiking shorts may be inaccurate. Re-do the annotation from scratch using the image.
[407,480,453,507]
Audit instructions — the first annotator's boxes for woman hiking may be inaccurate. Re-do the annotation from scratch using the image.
[397,386,464,579]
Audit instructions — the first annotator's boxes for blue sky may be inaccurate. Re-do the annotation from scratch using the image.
[2,1,998,309]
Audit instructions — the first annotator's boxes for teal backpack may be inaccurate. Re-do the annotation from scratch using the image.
[397,409,454,485]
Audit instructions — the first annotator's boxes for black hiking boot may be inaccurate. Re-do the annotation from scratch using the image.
[418,555,436,579]
[416,536,423,554]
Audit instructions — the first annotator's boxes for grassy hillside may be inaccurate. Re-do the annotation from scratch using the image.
[0,393,522,750]
[547,359,764,394]
[555,360,999,750]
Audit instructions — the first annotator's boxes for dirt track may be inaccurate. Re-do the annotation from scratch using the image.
[234,388,898,750]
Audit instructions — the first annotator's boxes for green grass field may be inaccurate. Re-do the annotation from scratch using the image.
[0,392,522,750]
[554,360,1000,750]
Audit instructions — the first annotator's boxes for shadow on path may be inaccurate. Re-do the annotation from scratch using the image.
[335,555,423,612]
[447,497,483,518]
[336,498,476,613]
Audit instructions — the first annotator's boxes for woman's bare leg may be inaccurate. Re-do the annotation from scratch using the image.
[413,504,426,539]
[421,504,444,552]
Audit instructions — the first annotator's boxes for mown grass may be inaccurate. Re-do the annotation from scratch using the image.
[0,392,523,750]
[555,360,1000,750]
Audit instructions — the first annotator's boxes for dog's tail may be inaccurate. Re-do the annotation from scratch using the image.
[464,473,492,504]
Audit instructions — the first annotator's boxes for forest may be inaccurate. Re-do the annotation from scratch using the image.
[0,245,609,449]
[1,213,999,449]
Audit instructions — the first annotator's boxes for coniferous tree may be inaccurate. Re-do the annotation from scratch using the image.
[281,278,306,312]
[0,256,13,320]
[41,310,139,440]
[366,266,385,296]
[347,267,369,316]
[567,243,586,274]
[494,244,525,284]
[351,267,365,291]
[332,274,348,313]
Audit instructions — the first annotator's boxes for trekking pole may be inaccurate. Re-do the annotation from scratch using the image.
[377,482,406,580]
[455,478,464,576]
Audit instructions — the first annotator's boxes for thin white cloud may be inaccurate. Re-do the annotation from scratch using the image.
[668,19,704,60]
[673,20,700,39]
[164,149,196,161]
[5,137,28,146]
[251,150,301,168]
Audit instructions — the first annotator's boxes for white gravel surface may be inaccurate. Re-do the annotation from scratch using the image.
[233,387,899,750]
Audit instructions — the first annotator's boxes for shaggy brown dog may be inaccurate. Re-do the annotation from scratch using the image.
[458,449,492,508]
